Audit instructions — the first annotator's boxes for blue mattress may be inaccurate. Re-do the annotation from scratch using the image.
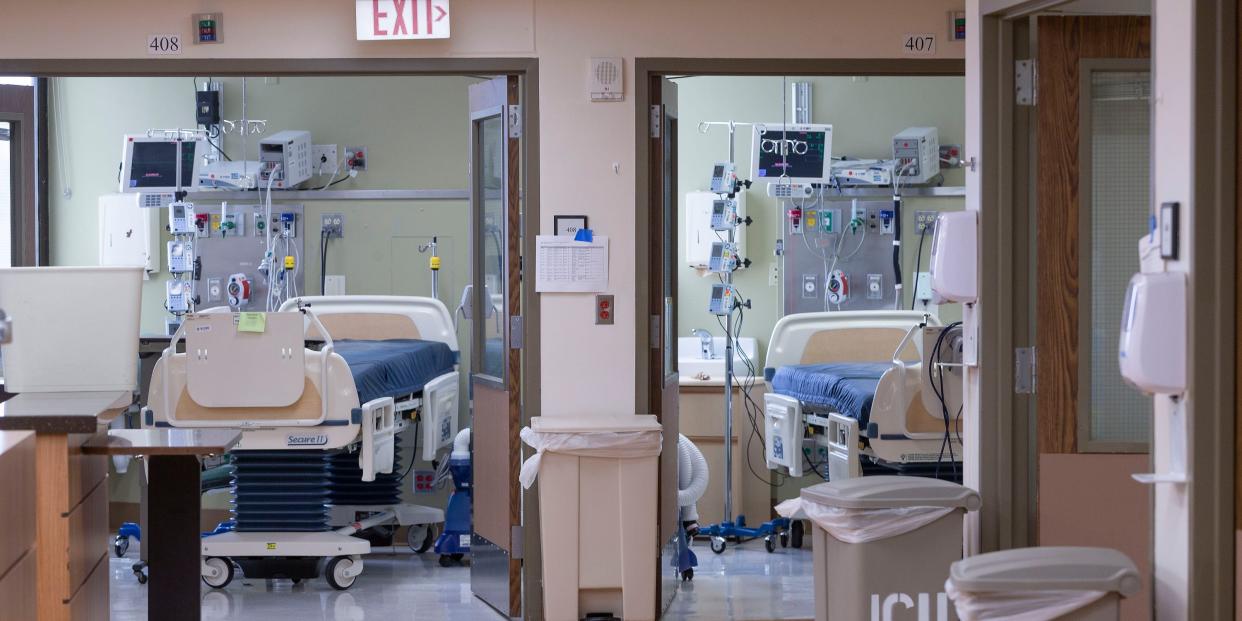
[770,362,891,426]
[333,339,457,403]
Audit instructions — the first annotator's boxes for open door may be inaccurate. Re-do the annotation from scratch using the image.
[468,76,523,618]
[648,77,681,615]
[1032,16,1152,621]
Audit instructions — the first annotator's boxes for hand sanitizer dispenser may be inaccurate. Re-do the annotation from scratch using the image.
[928,211,978,304]
[1118,271,1186,395]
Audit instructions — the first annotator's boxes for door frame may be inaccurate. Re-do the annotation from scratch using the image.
[633,58,965,609]
[975,1,1236,617]
[0,57,545,620]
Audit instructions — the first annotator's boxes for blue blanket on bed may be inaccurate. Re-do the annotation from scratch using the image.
[770,362,891,426]
[333,339,457,403]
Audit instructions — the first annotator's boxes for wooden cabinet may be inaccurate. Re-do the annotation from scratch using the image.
[36,432,109,621]
[0,431,36,621]
[678,384,771,527]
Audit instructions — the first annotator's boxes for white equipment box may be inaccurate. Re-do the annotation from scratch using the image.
[259,130,313,189]
[685,190,746,269]
[99,193,159,274]
[892,127,940,184]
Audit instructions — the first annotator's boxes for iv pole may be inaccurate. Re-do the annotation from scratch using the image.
[697,121,787,554]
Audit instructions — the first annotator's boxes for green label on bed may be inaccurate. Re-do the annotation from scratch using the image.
[237,312,266,333]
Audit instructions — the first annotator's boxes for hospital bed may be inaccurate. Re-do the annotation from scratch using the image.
[762,311,963,482]
[144,295,461,590]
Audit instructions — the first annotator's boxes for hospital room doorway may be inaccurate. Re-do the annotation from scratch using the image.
[637,60,968,619]
[0,59,542,620]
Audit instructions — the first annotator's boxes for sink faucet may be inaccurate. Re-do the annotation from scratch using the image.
[690,329,715,360]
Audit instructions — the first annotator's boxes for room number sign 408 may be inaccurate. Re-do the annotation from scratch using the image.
[147,34,183,55]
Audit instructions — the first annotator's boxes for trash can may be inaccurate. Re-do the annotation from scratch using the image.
[785,476,981,621]
[946,547,1140,620]
[520,415,663,621]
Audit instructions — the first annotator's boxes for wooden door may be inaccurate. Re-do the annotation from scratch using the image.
[649,76,681,616]
[1034,16,1152,621]
[468,76,523,619]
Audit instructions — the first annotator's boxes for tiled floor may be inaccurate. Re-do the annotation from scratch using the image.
[109,538,813,620]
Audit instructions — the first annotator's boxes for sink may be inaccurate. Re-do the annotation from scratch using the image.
[677,336,758,384]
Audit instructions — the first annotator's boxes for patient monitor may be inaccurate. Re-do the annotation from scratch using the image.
[751,123,833,185]
[119,134,206,196]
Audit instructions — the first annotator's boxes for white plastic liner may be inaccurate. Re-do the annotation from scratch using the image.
[519,426,662,489]
[776,497,955,544]
[944,579,1109,621]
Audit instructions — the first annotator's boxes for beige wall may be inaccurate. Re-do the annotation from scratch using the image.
[0,0,967,418]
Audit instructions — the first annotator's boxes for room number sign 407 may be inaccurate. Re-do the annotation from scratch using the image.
[902,33,936,56]
[147,34,183,55]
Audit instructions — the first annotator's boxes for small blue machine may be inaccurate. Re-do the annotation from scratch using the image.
[433,430,472,567]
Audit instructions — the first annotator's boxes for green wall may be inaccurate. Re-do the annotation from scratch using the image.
[50,75,479,334]
[49,75,479,509]
[674,76,966,364]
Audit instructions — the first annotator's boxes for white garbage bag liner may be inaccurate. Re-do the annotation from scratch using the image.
[776,496,956,544]
[944,579,1109,621]
[519,426,662,489]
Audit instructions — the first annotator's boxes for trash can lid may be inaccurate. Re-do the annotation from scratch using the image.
[800,476,981,511]
[531,414,661,434]
[949,547,1140,596]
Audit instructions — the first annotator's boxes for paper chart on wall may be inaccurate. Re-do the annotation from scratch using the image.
[535,235,609,293]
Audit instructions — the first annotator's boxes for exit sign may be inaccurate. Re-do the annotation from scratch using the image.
[356,0,450,40]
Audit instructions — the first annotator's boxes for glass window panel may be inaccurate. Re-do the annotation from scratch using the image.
[0,121,11,268]
[1088,70,1151,445]
[479,115,506,379]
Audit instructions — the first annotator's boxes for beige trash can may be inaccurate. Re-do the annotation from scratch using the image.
[522,415,662,621]
[946,547,1140,620]
[800,476,981,621]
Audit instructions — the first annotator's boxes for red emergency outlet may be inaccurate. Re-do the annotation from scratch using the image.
[595,294,614,325]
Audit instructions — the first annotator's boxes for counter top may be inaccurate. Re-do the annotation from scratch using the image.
[82,429,240,456]
[0,390,131,433]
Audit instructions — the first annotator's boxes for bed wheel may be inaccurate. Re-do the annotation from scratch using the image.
[764,536,776,553]
[710,537,726,554]
[113,535,130,558]
[325,556,358,590]
[202,556,234,589]
[790,520,805,549]
[407,524,436,554]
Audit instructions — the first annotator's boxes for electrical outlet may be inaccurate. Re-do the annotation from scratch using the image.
[321,213,345,238]
[324,275,346,295]
[206,278,222,303]
[768,262,779,286]
[311,144,338,174]
[914,210,939,233]
[345,146,368,171]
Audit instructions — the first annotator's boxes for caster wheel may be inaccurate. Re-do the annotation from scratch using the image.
[451,553,464,563]
[764,536,776,553]
[135,570,148,585]
[407,525,436,554]
[114,535,130,558]
[291,578,302,585]
[438,555,454,568]
[201,556,234,589]
[780,532,789,548]
[790,520,805,549]
[681,568,694,581]
[325,556,358,590]
[710,537,726,554]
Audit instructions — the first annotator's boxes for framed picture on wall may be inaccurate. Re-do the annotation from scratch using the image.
[554,215,588,237]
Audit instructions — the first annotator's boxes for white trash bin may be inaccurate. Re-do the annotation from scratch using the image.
[946,547,1140,620]
[0,266,143,392]
[779,475,981,621]
[520,414,663,621]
